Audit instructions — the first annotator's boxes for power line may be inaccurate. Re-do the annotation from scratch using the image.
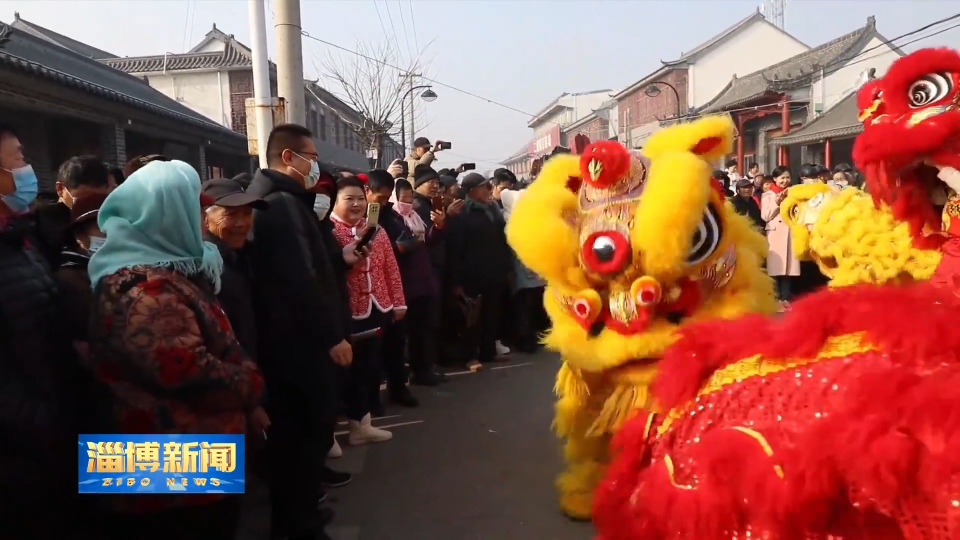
[408,0,420,53]
[838,12,960,68]
[304,12,960,162]
[372,1,390,43]
[381,0,406,64]
[180,0,195,53]
[301,30,547,121]
[396,0,415,62]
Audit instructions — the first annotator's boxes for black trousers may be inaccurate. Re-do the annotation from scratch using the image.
[266,394,333,538]
[512,286,547,352]
[346,315,385,421]
[381,317,409,393]
[383,295,440,390]
[463,282,505,363]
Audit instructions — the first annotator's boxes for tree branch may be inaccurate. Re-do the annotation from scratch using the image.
[316,37,436,159]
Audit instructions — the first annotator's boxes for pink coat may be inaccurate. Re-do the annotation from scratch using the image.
[760,189,800,277]
[330,215,407,318]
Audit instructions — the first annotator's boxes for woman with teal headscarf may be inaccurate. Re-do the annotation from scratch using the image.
[84,160,264,538]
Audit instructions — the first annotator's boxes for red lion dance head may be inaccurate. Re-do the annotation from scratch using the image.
[854,47,960,249]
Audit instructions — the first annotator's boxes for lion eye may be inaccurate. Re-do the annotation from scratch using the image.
[688,204,722,265]
[908,73,953,108]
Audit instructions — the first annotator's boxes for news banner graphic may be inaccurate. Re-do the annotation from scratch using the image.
[78,434,245,494]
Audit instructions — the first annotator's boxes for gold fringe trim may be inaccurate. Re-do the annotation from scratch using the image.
[586,383,650,437]
[555,363,590,402]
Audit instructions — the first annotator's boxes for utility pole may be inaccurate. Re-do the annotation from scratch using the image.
[274,0,305,126]
[401,72,422,152]
[248,0,273,168]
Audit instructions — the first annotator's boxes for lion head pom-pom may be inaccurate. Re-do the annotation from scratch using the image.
[580,141,631,188]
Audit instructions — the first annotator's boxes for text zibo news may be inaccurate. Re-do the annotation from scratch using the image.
[77,434,246,494]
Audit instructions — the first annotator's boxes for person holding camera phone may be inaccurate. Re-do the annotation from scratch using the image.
[404,137,447,183]
[372,172,448,393]
[330,176,406,445]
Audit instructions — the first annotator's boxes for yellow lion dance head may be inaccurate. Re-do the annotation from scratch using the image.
[506,116,778,381]
[780,184,941,287]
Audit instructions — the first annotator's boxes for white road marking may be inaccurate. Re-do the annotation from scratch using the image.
[445,369,475,376]
[490,362,534,370]
[337,414,401,426]
[334,420,424,437]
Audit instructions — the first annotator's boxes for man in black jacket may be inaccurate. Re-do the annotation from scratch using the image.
[447,173,512,369]
[730,178,764,232]
[34,156,111,268]
[411,166,465,367]
[246,124,360,540]
[0,125,97,538]
[201,177,269,361]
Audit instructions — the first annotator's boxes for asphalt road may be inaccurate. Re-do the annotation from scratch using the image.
[239,351,594,540]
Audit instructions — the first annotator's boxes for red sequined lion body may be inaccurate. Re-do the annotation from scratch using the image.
[591,48,960,539]
[592,283,960,539]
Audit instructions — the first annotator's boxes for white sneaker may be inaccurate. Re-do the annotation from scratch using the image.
[496,340,511,355]
[328,438,342,458]
[348,413,393,445]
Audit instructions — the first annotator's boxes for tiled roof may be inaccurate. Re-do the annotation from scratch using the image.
[773,90,862,145]
[0,21,243,141]
[699,17,878,114]
[10,13,117,59]
[100,25,264,74]
[527,89,613,127]
[663,11,768,65]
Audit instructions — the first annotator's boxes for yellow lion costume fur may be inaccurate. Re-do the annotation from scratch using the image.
[779,183,941,286]
[505,115,778,520]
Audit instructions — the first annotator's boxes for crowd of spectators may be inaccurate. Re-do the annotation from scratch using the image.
[0,122,547,540]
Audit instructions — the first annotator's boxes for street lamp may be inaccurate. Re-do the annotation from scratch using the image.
[645,81,682,122]
[401,85,437,152]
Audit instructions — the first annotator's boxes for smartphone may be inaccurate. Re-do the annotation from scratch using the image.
[461,162,476,171]
[351,327,382,341]
[439,141,452,150]
[366,202,381,226]
[431,196,443,211]
[355,226,378,250]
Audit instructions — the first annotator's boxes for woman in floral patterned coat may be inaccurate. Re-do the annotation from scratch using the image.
[85,160,265,539]
[330,175,406,446]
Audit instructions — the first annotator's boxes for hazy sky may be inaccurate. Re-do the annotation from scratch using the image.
[2,0,960,169]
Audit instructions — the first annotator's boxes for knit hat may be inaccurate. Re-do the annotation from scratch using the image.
[439,175,458,188]
[413,165,439,189]
[459,172,490,192]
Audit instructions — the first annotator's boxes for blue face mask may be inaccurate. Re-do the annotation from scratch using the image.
[2,165,39,214]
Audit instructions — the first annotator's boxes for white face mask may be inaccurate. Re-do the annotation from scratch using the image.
[293,152,321,189]
[314,194,331,219]
[88,236,106,253]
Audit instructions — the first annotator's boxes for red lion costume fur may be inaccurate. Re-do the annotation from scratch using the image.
[592,48,960,539]
[592,283,960,539]
[853,47,960,291]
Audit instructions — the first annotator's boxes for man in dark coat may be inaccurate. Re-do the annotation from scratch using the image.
[245,124,360,540]
[0,125,98,538]
[201,177,269,360]
[730,178,765,232]
[34,156,111,268]
[446,173,513,369]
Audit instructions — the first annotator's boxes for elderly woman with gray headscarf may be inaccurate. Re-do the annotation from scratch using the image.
[500,188,548,353]
[84,160,265,539]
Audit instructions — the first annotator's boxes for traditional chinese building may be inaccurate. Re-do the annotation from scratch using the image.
[696,16,901,175]
[4,14,249,188]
